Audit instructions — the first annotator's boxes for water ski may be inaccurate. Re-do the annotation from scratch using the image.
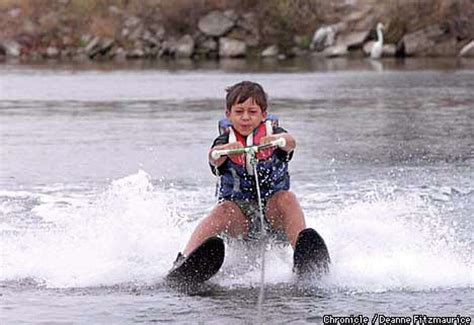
[293,228,330,278]
[166,237,225,285]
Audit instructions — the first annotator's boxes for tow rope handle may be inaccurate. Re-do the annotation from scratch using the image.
[211,138,286,160]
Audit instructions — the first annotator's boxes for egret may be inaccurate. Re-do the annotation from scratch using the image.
[370,23,385,59]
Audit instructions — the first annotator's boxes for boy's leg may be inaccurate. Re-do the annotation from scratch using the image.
[265,191,306,248]
[183,200,249,256]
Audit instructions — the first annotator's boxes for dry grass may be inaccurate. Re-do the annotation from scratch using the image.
[1,0,469,52]
[383,0,471,43]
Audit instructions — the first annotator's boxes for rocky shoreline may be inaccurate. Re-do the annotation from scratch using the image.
[1,1,473,62]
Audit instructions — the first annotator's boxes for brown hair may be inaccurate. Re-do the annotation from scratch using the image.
[225,81,268,112]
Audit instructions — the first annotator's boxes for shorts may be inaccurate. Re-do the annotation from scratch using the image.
[229,199,288,244]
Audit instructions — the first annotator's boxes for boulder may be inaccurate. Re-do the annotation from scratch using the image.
[22,19,38,34]
[126,48,145,59]
[382,44,397,56]
[195,37,218,58]
[323,44,348,57]
[459,40,474,57]
[219,37,246,57]
[141,29,160,47]
[223,9,238,22]
[261,45,278,57]
[198,11,235,37]
[336,31,369,50]
[200,38,218,52]
[85,37,114,58]
[237,12,259,35]
[401,24,449,56]
[1,40,22,57]
[45,46,60,58]
[428,38,459,57]
[226,27,259,47]
[113,47,127,60]
[310,25,337,51]
[175,34,195,58]
[159,38,177,57]
[124,16,141,28]
[353,14,376,31]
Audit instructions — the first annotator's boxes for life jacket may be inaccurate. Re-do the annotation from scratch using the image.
[215,115,290,203]
[218,115,279,175]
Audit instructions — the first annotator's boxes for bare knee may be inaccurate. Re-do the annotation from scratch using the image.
[266,191,303,226]
[210,201,249,236]
[268,191,298,210]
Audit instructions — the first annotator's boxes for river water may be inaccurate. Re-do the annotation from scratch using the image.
[1,58,473,324]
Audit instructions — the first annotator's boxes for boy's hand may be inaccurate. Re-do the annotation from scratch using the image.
[209,142,244,167]
[260,134,295,152]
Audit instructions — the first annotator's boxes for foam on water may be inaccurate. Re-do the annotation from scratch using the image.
[1,171,472,291]
[311,196,472,292]
[1,171,192,287]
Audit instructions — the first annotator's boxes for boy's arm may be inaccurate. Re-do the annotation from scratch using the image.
[209,142,244,167]
[260,130,296,153]
[209,133,245,169]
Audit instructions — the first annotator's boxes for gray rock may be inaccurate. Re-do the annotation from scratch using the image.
[226,27,259,47]
[219,37,246,57]
[45,47,60,58]
[2,40,22,57]
[310,25,337,51]
[85,37,114,58]
[223,9,238,22]
[113,47,127,60]
[344,10,368,23]
[39,12,59,28]
[200,38,218,52]
[175,35,195,58]
[121,28,130,38]
[100,38,115,55]
[336,31,369,49]
[141,29,159,47]
[353,14,376,31]
[401,24,449,56]
[85,36,101,53]
[199,11,235,37]
[383,44,397,56]
[8,8,21,18]
[291,46,307,56]
[459,40,474,57]
[426,38,459,57]
[108,5,122,16]
[323,44,348,57]
[237,12,258,33]
[159,38,177,57]
[261,45,279,57]
[155,25,166,41]
[127,48,145,59]
[124,16,141,28]
[22,20,38,34]
[129,25,144,41]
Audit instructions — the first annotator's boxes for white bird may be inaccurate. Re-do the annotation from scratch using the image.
[310,25,336,51]
[370,22,385,59]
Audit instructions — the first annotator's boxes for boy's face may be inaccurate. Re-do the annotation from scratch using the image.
[226,97,267,136]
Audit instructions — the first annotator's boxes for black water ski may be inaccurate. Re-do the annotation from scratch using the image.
[166,237,225,285]
[293,228,330,278]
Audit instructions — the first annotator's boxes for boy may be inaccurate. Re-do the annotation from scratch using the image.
[179,81,314,260]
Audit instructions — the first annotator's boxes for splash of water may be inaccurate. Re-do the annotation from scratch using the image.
[1,171,472,291]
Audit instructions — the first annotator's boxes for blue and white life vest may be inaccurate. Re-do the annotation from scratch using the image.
[215,115,290,202]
